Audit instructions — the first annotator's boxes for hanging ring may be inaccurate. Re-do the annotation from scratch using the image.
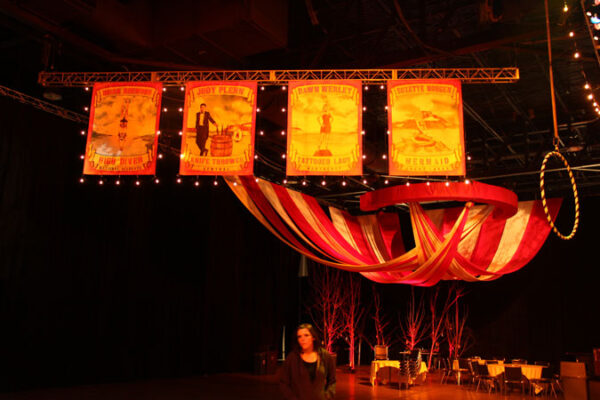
[539,151,579,240]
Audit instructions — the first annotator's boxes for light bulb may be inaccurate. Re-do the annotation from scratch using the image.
[362,154,366,159]
[195,180,200,187]
[364,86,369,91]
[256,107,261,112]
[302,180,307,186]
[574,51,580,59]
[98,179,104,185]
[84,106,89,111]
[588,94,594,100]
[585,83,591,89]
[563,4,568,12]
[162,87,167,92]
[465,179,471,184]
[178,131,183,136]
[79,177,85,183]
[213,179,219,186]
[135,180,140,186]
[254,155,258,159]
[384,179,389,184]
[259,130,264,135]
[283,179,288,184]
[84,87,90,91]
[426,181,430,186]
[406,182,410,186]
[362,106,367,111]
[282,86,287,91]
[158,154,163,159]
[341,180,347,186]
[178,107,183,112]
[321,180,326,186]
[281,154,286,159]
[163,107,168,112]
[281,131,286,135]
[80,130,86,135]
[154,178,160,184]
[177,178,182,184]
[380,85,385,89]
[363,179,367,184]
[281,108,286,112]
[115,179,120,185]
[180,86,185,91]
[260,86,265,91]
[80,155,85,160]
[569,31,575,37]
[180,154,185,159]
[382,154,387,159]
[361,130,365,135]
[445,181,450,187]
[233,182,237,186]
[156,130,161,135]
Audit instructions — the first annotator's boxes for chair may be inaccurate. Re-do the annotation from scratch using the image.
[440,357,452,384]
[512,358,528,364]
[475,363,498,393]
[398,359,411,390]
[470,361,481,387]
[530,366,558,397]
[503,366,526,394]
[456,358,472,386]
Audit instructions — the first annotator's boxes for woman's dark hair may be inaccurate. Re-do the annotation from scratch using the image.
[295,323,322,351]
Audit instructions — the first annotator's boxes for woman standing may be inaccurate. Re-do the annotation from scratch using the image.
[279,324,336,400]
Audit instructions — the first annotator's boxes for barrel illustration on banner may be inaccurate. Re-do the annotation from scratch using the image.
[179,81,256,176]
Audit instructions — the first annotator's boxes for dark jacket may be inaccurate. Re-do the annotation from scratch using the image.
[279,348,336,400]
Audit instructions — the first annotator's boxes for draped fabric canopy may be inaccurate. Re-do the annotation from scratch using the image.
[226,176,561,286]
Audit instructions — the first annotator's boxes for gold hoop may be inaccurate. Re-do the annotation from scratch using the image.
[539,151,579,240]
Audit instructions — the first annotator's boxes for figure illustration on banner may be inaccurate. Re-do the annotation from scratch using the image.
[195,103,218,156]
[392,106,453,154]
[117,99,131,151]
[315,103,333,156]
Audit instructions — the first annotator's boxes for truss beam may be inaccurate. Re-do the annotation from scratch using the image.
[38,68,519,87]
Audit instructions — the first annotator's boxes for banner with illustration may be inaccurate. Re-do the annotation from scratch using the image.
[179,81,256,175]
[388,80,465,176]
[286,80,362,176]
[83,82,162,175]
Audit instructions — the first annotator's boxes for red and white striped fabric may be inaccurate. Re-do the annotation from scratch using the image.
[226,176,560,286]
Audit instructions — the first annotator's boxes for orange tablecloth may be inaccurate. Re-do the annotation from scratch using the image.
[370,360,428,386]
[487,364,544,380]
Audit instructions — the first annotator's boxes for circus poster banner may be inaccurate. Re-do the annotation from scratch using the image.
[83,82,162,175]
[388,80,465,176]
[179,81,256,175]
[286,80,362,176]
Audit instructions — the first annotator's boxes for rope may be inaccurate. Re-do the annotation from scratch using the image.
[539,151,579,240]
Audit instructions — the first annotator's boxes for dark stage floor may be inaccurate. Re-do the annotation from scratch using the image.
[1,366,562,399]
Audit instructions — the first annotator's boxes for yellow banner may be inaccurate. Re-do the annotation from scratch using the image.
[286,80,362,176]
[179,82,257,175]
[83,82,162,175]
[388,80,465,176]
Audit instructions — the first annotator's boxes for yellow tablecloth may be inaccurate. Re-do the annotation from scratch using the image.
[370,360,428,386]
[487,364,544,380]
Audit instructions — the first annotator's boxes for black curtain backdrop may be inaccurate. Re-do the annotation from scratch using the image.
[1,96,600,393]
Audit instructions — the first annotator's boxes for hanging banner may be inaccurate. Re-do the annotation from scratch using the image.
[83,82,162,175]
[388,80,465,176]
[179,81,256,175]
[287,80,362,176]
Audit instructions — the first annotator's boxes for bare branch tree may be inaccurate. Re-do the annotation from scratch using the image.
[399,287,428,351]
[444,286,474,359]
[341,274,365,371]
[427,285,463,369]
[307,266,347,353]
[371,285,397,348]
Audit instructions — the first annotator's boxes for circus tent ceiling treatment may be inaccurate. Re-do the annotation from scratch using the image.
[225,176,560,286]
[286,80,362,176]
[179,81,257,176]
[388,79,465,176]
[83,82,162,175]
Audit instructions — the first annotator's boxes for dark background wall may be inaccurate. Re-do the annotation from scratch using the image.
[1,97,599,392]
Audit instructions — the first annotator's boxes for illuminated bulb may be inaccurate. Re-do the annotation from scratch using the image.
[587,11,592,16]
[84,87,90,91]
[465,179,471,184]
[180,154,184,159]
[321,180,326,186]
[382,154,387,159]
[180,86,185,91]
[157,130,161,135]
[255,178,259,182]
[563,4,568,12]
[588,94,594,100]
[115,179,120,185]
[281,154,286,159]
[281,131,286,135]
[80,155,85,160]
[385,105,388,110]
[84,106,89,111]
[233,182,237,186]
[467,155,472,161]
[569,31,575,37]
[259,130,264,135]
[341,180,347,186]
[283,179,288,184]
[361,130,365,135]
[384,179,389,185]
[445,181,450,187]
[364,86,369,91]
[363,179,367,184]
[256,107,261,112]
[177,178,182,184]
[282,86,287,91]
[178,131,183,136]
[98,179,104,185]
[158,153,163,159]
[586,83,591,89]
[596,36,599,41]
[593,102,597,107]
[154,178,159,184]
[163,107,168,112]
[302,180,307,186]
[135,180,140,186]
[362,154,366,159]
[574,51,580,59]
[213,179,219,186]
[362,106,367,111]
[387,130,390,135]
[162,87,167,92]
[281,108,286,112]
[178,107,183,112]
[426,181,430,186]
[260,86,265,91]
[254,155,258,159]
[79,177,85,183]
[80,130,86,135]
[406,181,410,187]
[194,180,200,186]
[380,85,385,89]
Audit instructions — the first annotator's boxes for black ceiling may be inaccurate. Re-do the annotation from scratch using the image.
[3,0,600,209]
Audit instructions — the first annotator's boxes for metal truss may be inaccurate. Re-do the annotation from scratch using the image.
[0,84,87,124]
[38,68,519,87]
